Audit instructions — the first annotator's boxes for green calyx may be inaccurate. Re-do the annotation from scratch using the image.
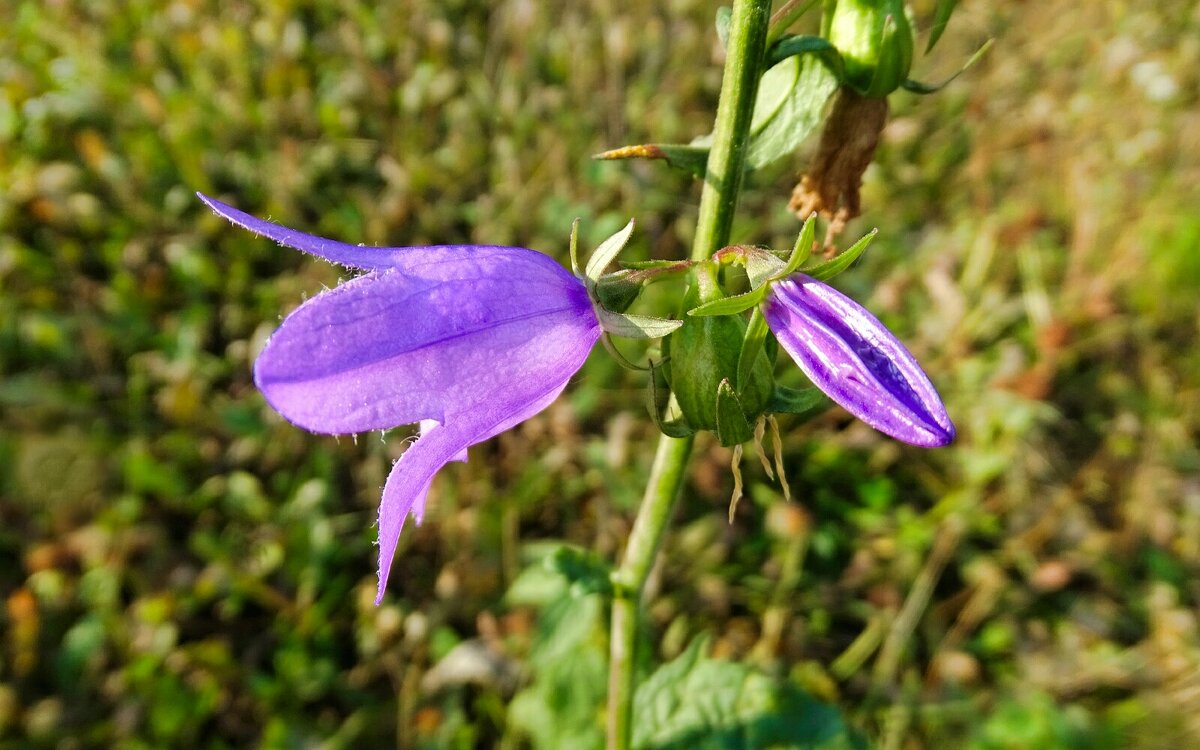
[647,217,877,444]
[661,266,775,446]
[827,0,914,98]
[573,220,687,342]
[648,217,879,442]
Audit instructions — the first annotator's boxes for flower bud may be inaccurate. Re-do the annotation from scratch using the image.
[828,0,914,98]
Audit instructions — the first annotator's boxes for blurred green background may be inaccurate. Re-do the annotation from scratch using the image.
[2,0,1199,747]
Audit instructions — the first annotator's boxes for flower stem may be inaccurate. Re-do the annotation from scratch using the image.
[606,433,693,749]
[605,2,771,748]
[690,0,772,265]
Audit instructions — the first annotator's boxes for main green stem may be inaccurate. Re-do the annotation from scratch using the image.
[605,2,771,748]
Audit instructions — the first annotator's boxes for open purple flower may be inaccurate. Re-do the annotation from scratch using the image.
[198,194,601,602]
[763,274,954,447]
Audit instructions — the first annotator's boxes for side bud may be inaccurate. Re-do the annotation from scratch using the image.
[828,0,914,98]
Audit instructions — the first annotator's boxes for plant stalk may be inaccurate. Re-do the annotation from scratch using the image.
[605,2,771,748]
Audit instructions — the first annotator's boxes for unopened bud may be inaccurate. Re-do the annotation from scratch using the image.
[828,0,914,98]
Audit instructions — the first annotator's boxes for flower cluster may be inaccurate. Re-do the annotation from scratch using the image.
[200,194,951,602]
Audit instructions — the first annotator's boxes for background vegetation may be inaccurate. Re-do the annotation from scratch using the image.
[2,0,1198,747]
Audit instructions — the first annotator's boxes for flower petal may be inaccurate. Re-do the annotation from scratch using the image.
[255,258,598,434]
[764,275,954,447]
[375,382,568,603]
[199,193,575,281]
[205,196,603,602]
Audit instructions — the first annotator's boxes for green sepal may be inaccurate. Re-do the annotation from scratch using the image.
[865,12,912,98]
[715,379,754,447]
[745,248,788,289]
[666,304,773,433]
[597,262,692,314]
[687,287,767,318]
[779,213,818,279]
[800,227,877,281]
[599,334,651,372]
[595,273,641,314]
[901,39,993,95]
[646,360,695,439]
[736,307,771,394]
[712,244,787,290]
[744,54,840,169]
[619,259,696,271]
[766,0,822,45]
[585,219,635,283]
[568,218,582,277]
[768,386,831,420]
[596,308,683,340]
[926,0,958,54]
[766,34,845,81]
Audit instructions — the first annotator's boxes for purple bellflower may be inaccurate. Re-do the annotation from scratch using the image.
[198,194,601,603]
[701,228,954,449]
[763,274,954,447]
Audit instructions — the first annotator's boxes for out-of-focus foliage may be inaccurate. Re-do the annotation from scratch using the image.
[631,636,865,749]
[1,0,1198,748]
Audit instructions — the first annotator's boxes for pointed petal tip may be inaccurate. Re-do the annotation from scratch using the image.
[896,418,955,448]
[196,192,241,222]
[374,571,388,604]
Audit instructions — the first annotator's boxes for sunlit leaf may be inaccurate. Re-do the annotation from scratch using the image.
[745,54,840,169]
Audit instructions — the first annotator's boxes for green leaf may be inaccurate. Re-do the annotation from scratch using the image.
[632,638,867,750]
[926,0,958,53]
[598,309,684,339]
[586,218,635,282]
[688,288,767,317]
[594,144,710,179]
[768,386,831,419]
[749,51,802,140]
[508,592,608,750]
[715,379,754,447]
[544,546,612,597]
[745,54,840,169]
[595,50,839,178]
[800,228,877,281]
